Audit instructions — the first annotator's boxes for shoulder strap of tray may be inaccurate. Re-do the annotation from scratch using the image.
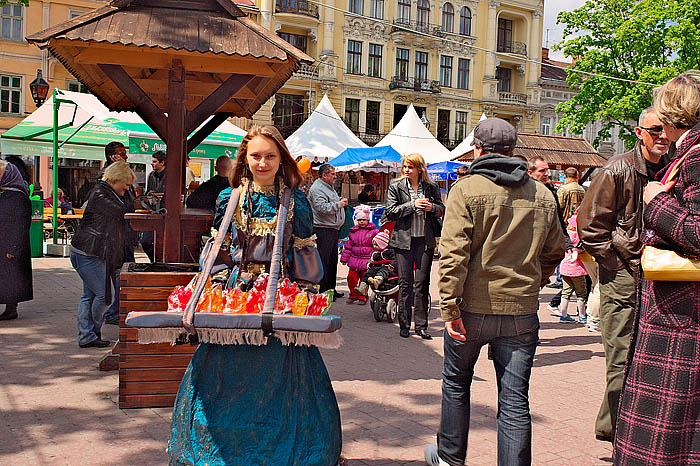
[183,187,241,336]
[261,187,293,336]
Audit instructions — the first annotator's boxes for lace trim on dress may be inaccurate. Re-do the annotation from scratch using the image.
[232,178,295,236]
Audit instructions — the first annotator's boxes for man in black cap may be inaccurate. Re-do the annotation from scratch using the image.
[426,118,565,466]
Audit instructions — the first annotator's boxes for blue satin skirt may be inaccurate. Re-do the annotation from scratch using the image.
[168,340,342,466]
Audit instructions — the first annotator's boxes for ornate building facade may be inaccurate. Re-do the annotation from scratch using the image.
[246,0,544,146]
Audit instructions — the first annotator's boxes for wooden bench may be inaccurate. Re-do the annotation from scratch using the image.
[118,263,199,409]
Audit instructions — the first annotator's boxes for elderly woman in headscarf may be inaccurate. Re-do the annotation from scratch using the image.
[0,160,33,320]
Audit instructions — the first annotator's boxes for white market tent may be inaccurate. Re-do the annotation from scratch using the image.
[450,112,488,159]
[285,94,367,161]
[375,104,451,164]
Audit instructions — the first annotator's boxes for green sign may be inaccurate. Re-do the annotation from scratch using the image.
[129,137,238,159]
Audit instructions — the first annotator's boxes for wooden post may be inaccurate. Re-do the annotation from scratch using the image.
[164,60,186,263]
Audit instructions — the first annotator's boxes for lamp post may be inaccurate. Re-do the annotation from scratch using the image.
[308,54,329,115]
[420,111,431,130]
[29,69,49,107]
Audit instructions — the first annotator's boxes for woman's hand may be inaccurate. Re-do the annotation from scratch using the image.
[644,181,676,204]
[415,198,432,211]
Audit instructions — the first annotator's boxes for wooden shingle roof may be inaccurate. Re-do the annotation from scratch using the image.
[26,0,312,117]
[455,133,607,169]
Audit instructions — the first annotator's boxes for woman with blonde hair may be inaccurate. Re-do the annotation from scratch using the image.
[385,153,444,339]
[614,70,700,465]
[70,161,135,348]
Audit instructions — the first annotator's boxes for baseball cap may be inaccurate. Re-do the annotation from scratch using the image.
[473,118,518,153]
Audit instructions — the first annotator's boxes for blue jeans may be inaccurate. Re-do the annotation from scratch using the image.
[70,251,110,345]
[438,312,539,466]
[103,267,120,322]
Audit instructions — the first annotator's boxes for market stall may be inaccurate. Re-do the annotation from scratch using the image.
[330,146,402,203]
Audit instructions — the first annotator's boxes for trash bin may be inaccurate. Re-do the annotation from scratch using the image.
[29,199,44,258]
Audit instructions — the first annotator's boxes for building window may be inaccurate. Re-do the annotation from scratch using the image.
[416,0,430,29]
[541,117,551,135]
[0,74,21,114]
[437,109,450,142]
[396,48,409,80]
[273,94,304,128]
[67,79,89,93]
[455,111,468,140]
[347,40,362,75]
[69,9,87,19]
[349,0,363,14]
[457,58,469,89]
[415,51,428,82]
[366,100,381,134]
[497,18,513,52]
[440,55,452,88]
[1,4,23,41]
[345,98,360,132]
[369,0,384,19]
[278,32,307,53]
[459,7,471,36]
[368,43,382,78]
[397,0,410,23]
[442,3,454,33]
[496,66,511,92]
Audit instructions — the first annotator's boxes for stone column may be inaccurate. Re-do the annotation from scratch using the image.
[260,0,273,31]
[528,10,542,86]
[482,1,499,101]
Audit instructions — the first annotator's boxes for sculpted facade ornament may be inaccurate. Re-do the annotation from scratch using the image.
[488,1,500,9]
[516,64,526,76]
[482,104,496,116]
[526,110,537,121]
[513,115,522,129]
[343,16,391,40]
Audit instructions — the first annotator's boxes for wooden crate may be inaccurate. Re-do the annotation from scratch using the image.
[118,263,198,409]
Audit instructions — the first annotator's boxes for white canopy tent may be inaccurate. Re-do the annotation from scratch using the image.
[375,104,451,164]
[285,94,367,161]
[450,112,488,159]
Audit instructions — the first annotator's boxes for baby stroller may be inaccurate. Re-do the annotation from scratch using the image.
[367,277,400,323]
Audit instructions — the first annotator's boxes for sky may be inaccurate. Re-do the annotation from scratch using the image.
[543,0,587,61]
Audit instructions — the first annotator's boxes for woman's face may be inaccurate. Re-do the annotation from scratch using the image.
[246,135,282,186]
[403,161,419,181]
[110,179,131,196]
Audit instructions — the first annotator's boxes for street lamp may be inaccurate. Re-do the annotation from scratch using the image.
[420,111,431,130]
[29,69,50,107]
[308,54,329,114]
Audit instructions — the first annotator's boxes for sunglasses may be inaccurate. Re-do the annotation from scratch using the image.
[640,125,664,136]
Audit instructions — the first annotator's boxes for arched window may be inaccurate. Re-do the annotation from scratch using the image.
[459,6,471,36]
[442,3,454,33]
[417,0,430,29]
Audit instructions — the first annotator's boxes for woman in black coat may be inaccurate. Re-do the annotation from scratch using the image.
[385,153,444,339]
[70,161,134,348]
[0,161,33,320]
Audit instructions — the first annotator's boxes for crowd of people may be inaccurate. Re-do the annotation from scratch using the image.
[1,69,699,465]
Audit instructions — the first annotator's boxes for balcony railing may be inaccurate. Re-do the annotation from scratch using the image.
[436,137,461,150]
[389,76,441,93]
[275,0,319,19]
[293,63,319,80]
[498,92,528,105]
[496,40,527,56]
[391,18,441,35]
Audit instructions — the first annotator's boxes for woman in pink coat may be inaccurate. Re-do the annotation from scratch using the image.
[340,205,378,304]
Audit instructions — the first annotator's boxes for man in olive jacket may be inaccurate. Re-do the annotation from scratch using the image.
[425,118,565,466]
[577,107,670,443]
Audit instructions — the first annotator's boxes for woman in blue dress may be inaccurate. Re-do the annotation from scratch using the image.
[168,125,342,466]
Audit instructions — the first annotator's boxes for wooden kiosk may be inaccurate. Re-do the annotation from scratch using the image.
[28,0,312,408]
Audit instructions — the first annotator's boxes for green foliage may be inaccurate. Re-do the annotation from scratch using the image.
[553,0,700,149]
[0,0,30,6]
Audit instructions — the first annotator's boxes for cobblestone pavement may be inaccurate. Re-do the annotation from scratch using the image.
[0,254,612,465]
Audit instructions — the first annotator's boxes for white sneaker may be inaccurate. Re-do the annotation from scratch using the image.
[425,445,450,466]
[547,304,561,317]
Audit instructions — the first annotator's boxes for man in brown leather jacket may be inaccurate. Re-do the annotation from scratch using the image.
[577,108,671,443]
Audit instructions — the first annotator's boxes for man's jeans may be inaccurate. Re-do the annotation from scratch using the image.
[70,252,110,345]
[438,312,539,466]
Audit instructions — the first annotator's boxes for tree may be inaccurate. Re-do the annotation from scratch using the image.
[554,0,700,148]
[0,1,30,6]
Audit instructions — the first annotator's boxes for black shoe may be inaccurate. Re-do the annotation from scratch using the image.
[0,304,18,321]
[334,291,345,298]
[415,329,433,340]
[79,339,111,348]
[105,317,120,325]
[399,328,410,338]
[595,433,613,443]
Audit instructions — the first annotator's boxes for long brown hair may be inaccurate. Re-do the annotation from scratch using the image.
[229,125,302,189]
[401,153,432,185]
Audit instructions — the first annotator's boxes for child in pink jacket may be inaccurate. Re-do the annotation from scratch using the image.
[340,205,378,304]
[557,210,588,323]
